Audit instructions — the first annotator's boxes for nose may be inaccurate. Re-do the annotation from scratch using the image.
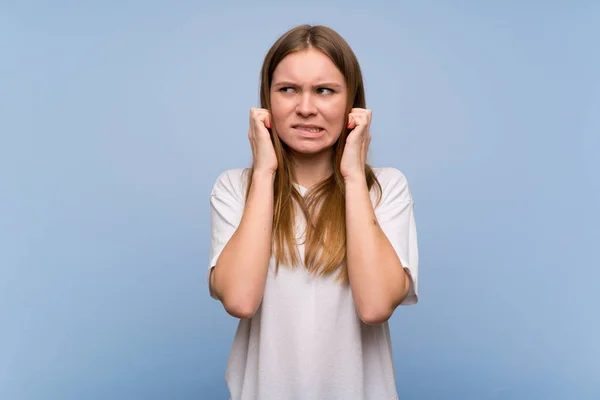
[295,92,317,117]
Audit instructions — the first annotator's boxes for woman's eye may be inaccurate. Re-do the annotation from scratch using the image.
[317,88,334,95]
[280,87,295,93]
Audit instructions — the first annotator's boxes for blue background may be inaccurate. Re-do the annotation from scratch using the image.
[1,1,599,399]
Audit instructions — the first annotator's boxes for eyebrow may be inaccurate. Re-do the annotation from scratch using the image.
[272,81,344,89]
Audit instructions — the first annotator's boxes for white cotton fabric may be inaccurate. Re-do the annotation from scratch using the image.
[208,167,419,400]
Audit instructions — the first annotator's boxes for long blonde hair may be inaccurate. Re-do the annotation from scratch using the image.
[246,24,381,284]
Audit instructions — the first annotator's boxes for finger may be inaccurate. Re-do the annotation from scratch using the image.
[250,110,270,133]
[351,108,371,115]
[250,108,268,119]
[347,113,363,129]
[254,110,272,129]
[348,114,367,129]
[347,115,355,129]
[350,109,372,126]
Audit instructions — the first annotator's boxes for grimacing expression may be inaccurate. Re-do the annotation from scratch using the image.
[270,49,348,155]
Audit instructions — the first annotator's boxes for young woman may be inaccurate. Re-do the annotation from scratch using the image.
[208,24,419,400]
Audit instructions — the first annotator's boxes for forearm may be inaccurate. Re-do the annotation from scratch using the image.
[212,172,275,318]
[345,175,410,324]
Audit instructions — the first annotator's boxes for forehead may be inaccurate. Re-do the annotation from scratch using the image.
[272,49,345,84]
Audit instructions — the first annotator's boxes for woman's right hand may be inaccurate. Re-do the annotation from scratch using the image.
[248,108,278,175]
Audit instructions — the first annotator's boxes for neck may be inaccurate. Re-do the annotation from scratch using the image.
[289,149,334,189]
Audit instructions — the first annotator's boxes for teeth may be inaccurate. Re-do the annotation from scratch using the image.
[296,126,321,132]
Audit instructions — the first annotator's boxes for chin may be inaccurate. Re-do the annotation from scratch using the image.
[292,147,328,156]
[285,140,334,156]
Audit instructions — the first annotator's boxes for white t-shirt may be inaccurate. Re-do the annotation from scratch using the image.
[208,167,419,400]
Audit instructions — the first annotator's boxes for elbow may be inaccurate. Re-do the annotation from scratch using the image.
[222,296,261,319]
[357,305,393,325]
[211,264,263,319]
[356,283,410,325]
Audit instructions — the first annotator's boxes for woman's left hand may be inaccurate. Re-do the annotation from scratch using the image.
[341,108,372,182]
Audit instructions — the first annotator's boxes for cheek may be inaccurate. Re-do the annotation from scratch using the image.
[322,101,347,129]
[270,97,293,124]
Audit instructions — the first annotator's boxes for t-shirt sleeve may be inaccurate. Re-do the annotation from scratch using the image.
[208,170,246,300]
[374,168,419,306]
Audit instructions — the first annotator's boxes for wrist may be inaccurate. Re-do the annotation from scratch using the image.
[343,173,367,187]
[252,170,276,185]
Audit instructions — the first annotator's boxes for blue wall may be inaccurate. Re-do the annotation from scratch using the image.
[1,1,598,399]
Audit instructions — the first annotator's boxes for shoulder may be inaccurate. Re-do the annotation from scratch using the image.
[372,167,413,205]
[210,168,250,201]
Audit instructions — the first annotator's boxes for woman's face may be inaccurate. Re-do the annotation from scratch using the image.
[270,49,348,156]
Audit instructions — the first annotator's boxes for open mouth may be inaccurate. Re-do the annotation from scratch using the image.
[293,125,324,133]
